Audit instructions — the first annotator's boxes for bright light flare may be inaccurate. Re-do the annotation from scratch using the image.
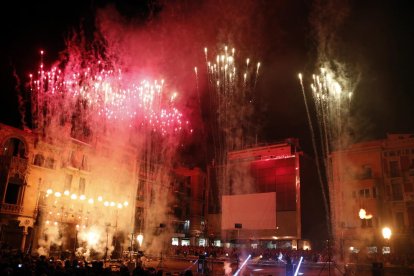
[86,231,99,246]
[358,208,366,219]
[382,227,392,240]
[294,256,304,276]
[233,254,251,276]
[137,233,144,247]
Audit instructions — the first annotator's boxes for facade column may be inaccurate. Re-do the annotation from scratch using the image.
[21,227,28,252]
[19,218,34,253]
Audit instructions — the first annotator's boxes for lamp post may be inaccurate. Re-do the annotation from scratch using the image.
[129,233,133,261]
[382,227,392,254]
[104,223,110,260]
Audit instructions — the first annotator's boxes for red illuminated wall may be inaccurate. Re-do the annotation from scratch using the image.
[250,157,296,211]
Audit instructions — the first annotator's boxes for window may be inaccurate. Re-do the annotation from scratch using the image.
[372,187,377,198]
[385,185,391,200]
[45,157,55,169]
[404,181,413,193]
[137,180,145,201]
[391,183,403,201]
[81,155,88,170]
[135,207,144,231]
[2,138,26,158]
[389,161,400,177]
[359,189,369,198]
[64,174,73,192]
[407,204,414,228]
[33,154,44,166]
[401,156,410,171]
[361,165,372,179]
[79,177,86,195]
[5,183,20,204]
[395,212,405,229]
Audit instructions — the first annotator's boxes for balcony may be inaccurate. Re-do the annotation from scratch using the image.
[0,203,23,215]
[0,156,28,178]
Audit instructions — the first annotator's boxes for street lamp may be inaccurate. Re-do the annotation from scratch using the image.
[382,227,392,254]
[382,227,391,240]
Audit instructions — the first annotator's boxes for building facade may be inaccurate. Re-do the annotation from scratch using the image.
[0,123,138,258]
[330,133,414,260]
[207,139,303,249]
[1,122,208,255]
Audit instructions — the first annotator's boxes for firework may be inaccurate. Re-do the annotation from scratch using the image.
[30,51,190,138]
[30,41,190,258]
[299,66,354,240]
[202,45,261,197]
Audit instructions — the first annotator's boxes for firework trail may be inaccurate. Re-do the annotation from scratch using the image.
[202,45,260,199]
[298,73,331,237]
[299,66,353,238]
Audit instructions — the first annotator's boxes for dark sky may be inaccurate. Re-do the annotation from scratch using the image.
[1,0,413,152]
[1,0,414,241]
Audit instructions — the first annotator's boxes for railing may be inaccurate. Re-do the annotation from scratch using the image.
[0,155,28,178]
[0,203,23,215]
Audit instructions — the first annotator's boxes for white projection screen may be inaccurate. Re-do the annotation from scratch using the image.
[221,192,276,230]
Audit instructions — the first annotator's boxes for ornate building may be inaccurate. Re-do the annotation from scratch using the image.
[0,122,138,257]
[0,124,34,252]
[330,133,414,260]
[0,122,207,256]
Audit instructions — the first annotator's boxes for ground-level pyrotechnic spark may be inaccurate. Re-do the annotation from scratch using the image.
[294,256,304,276]
[233,254,251,276]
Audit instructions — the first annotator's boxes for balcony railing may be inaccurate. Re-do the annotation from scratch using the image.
[0,156,28,178]
[0,203,23,215]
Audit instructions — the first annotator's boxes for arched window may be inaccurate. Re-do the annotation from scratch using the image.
[2,137,27,158]
[34,153,45,166]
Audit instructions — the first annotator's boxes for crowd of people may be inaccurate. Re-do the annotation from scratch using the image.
[168,244,414,267]
[0,248,166,276]
[168,244,328,264]
[2,242,414,275]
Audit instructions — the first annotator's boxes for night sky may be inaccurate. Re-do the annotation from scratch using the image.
[1,0,414,242]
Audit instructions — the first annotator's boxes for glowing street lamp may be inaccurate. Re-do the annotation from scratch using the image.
[382,227,392,254]
[382,227,392,240]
